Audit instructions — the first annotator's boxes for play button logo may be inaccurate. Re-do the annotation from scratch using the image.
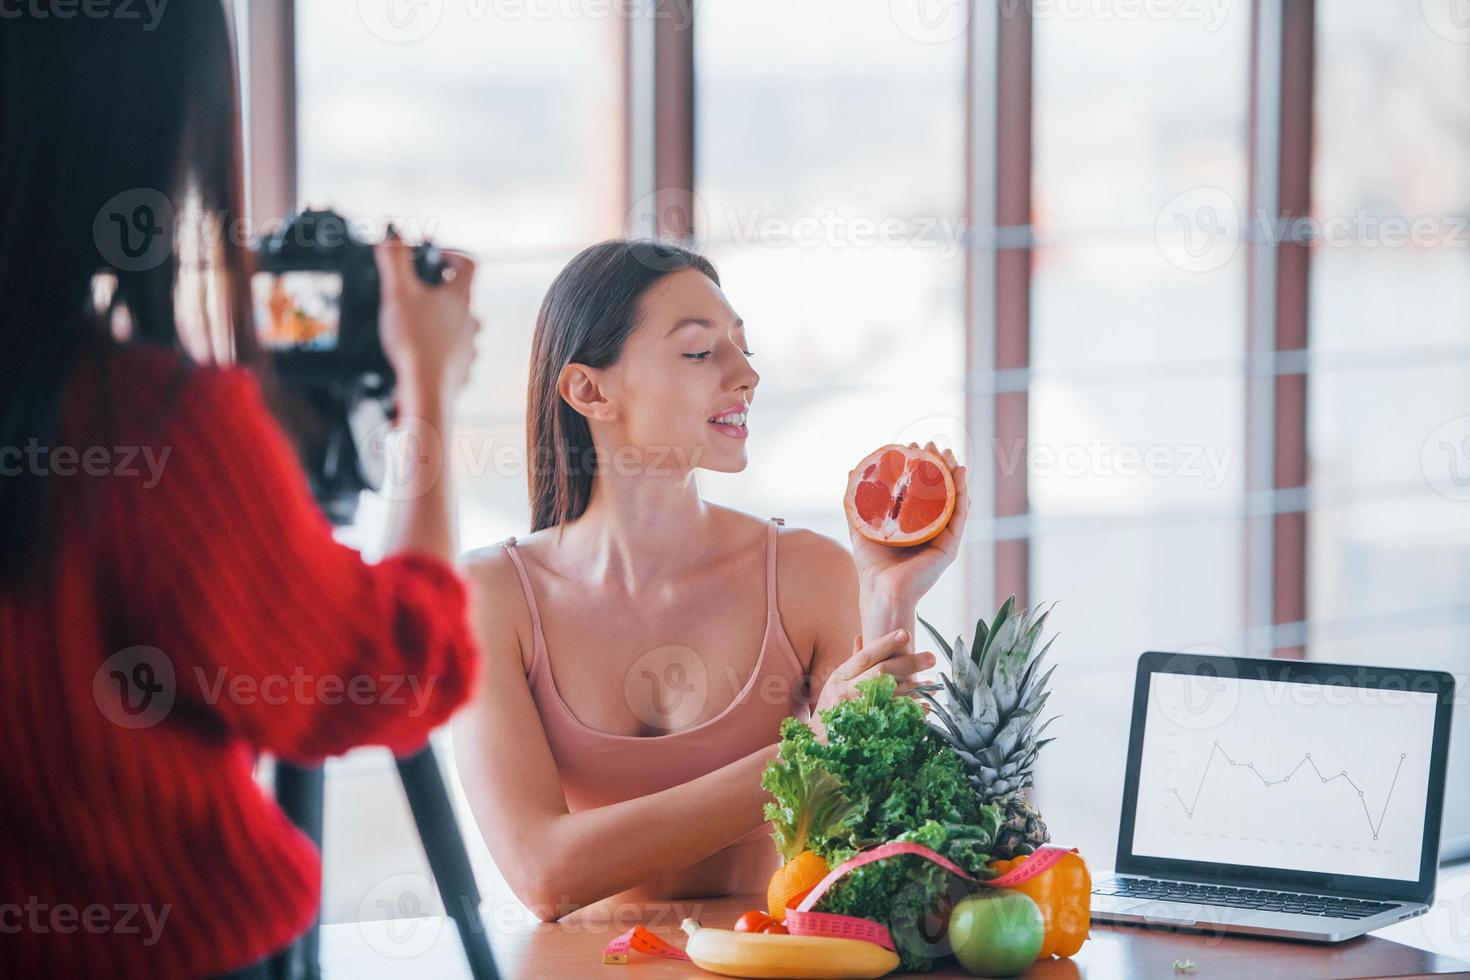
[359,0,444,44]
[1422,0,1470,43]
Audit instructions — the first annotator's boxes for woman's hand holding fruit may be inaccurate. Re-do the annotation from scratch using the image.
[833,440,968,709]
[846,442,969,618]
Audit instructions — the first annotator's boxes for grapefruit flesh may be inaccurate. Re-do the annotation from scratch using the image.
[845,444,956,547]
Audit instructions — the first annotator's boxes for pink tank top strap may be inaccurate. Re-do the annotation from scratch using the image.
[766,517,784,618]
[500,537,542,629]
[501,538,548,677]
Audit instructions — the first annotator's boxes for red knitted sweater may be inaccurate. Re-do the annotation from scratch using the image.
[0,344,480,977]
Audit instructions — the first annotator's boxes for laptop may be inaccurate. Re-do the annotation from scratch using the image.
[1091,651,1456,942]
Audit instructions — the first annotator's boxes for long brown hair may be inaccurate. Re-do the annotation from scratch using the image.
[0,2,255,589]
[527,240,718,531]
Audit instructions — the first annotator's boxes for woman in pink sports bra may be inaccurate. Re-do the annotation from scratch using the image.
[454,240,969,921]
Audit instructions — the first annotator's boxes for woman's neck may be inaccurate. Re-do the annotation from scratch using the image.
[561,461,712,589]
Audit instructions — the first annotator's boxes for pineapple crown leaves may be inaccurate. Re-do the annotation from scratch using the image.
[916,597,1061,797]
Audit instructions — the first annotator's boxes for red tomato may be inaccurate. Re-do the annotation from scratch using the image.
[734,910,772,933]
[759,921,789,935]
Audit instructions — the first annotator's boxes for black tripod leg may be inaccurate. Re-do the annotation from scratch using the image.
[395,745,500,980]
[273,762,324,980]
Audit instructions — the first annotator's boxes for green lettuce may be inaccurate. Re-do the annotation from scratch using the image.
[761,736,864,862]
[761,675,1001,972]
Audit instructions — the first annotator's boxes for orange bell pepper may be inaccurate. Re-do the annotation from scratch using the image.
[987,849,1091,959]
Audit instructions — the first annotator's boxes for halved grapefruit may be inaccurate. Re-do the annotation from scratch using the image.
[844,444,956,547]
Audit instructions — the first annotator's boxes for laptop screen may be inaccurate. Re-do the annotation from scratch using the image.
[1117,653,1455,899]
[1133,671,1437,882]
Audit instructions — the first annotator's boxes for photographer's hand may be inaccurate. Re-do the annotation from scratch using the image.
[374,235,481,564]
[376,234,480,396]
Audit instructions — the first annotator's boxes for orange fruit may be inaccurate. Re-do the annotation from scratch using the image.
[767,850,829,922]
[844,444,956,547]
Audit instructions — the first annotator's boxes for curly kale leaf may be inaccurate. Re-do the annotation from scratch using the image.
[798,674,989,853]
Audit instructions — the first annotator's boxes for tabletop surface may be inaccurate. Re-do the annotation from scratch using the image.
[322,892,1470,979]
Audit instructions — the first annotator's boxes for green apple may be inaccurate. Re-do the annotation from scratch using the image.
[948,889,1045,977]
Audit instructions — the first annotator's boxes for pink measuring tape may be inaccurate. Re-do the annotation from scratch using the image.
[601,924,690,965]
[601,843,1074,964]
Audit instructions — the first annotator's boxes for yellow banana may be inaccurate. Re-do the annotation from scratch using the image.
[680,918,899,979]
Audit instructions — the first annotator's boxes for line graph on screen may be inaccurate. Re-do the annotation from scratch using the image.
[1169,741,1407,840]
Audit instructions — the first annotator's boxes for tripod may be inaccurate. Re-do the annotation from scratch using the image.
[259,389,500,978]
[273,747,500,980]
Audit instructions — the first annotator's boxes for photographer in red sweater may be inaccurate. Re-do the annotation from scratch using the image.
[0,5,482,977]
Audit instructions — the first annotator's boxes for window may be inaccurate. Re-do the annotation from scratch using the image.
[296,0,626,550]
[694,0,969,631]
[1309,0,1470,854]
[1027,0,1254,870]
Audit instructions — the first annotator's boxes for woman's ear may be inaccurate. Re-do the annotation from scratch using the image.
[558,363,617,422]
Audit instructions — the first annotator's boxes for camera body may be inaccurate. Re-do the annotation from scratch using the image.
[251,209,450,524]
[253,208,446,383]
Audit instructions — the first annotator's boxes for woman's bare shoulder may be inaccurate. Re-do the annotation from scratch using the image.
[457,540,537,673]
[767,520,859,664]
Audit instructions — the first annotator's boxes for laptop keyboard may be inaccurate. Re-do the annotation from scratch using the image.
[1094,878,1397,919]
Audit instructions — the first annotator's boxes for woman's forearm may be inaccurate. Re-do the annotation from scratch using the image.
[381,376,456,563]
[859,582,916,655]
[530,742,778,918]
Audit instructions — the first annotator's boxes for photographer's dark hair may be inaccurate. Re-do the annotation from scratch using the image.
[0,2,254,589]
[527,240,718,532]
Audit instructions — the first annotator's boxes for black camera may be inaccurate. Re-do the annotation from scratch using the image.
[251,208,450,524]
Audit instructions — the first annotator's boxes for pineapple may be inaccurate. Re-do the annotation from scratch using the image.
[916,596,1057,859]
